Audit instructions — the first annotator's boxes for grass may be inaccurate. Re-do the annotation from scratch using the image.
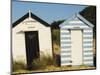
[12,65,95,75]
[12,56,57,73]
[12,60,26,72]
[32,56,57,70]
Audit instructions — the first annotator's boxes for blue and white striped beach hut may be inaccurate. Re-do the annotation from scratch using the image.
[59,14,94,66]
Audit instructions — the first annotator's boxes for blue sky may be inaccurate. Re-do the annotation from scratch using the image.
[12,0,88,24]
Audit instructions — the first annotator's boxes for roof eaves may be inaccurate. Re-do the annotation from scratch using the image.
[12,13,29,27]
[77,13,94,28]
[31,13,50,27]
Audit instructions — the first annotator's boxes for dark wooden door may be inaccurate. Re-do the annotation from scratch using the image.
[25,31,39,69]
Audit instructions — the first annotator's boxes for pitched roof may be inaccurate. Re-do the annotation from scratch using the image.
[59,13,94,28]
[12,12,50,27]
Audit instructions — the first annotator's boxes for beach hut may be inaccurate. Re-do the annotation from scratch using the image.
[12,11,53,68]
[59,14,94,66]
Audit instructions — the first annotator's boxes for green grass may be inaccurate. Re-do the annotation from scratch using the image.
[32,56,57,70]
[12,56,57,72]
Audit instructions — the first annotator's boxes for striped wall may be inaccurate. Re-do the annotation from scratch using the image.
[60,29,71,66]
[83,29,94,66]
[60,19,90,29]
[60,28,94,66]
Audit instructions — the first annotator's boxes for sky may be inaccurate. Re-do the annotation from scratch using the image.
[12,0,88,24]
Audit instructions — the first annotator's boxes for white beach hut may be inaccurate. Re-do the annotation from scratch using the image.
[12,11,53,68]
[59,14,94,66]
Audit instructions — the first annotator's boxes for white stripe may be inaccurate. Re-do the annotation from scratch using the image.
[61,31,70,34]
[61,44,70,46]
[83,43,93,46]
[61,53,71,56]
[61,39,71,42]
[84,48,93,51]
[83,34,93,37]
[61,49,71,51]
[84,30,93,33]
[61,35,70,38]
[84,57,93,60]
[69,21,83,23]
[61,30,69,33]
[83,39,93,41]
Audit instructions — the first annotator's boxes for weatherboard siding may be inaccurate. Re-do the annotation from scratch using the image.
[60,28,94,66]
[60,20,90,29]
[60,29,71,66]
[83,29,94,66]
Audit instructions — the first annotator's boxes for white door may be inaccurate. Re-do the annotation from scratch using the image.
[71,30,83,65]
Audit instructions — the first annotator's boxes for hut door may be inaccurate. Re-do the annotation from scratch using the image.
[25,31,39,69]
[71,30,83,65]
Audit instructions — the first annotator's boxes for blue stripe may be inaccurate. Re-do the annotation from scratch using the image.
[61,28,92,30]
[61,50,71,53]
[84,63,94,66]
[83,41,92,43]
[84,29,92,30]
[61,46,71,48]
[84,55,93,57]
[61,41,71,44]
[61,37,71,39]
[83,33,92,35]
[61,28,69,30]
[83,46,92,48]
[84,50,93,53]
[61,33,70,35]
[61,60,71,63]
[83,37,92,39]
[67,19,80,21]
[61,55,71,58]
[65,23,85,25]
[84,59,93,61]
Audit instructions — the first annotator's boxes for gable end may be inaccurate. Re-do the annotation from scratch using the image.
[12,12,50,27]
